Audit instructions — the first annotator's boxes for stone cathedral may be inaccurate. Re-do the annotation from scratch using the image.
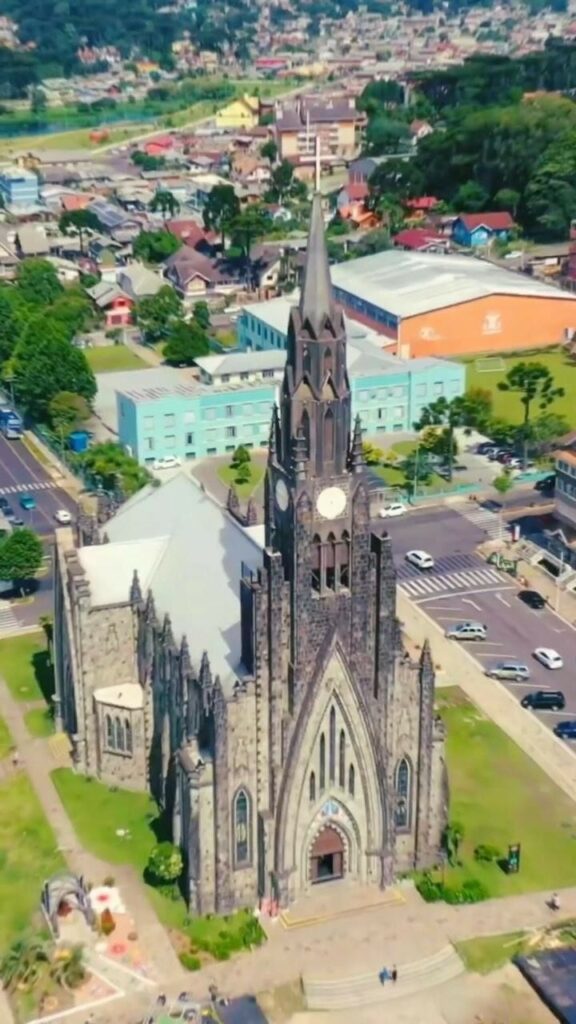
[53,195,447,914]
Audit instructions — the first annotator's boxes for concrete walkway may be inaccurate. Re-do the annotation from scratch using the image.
[0,675,186,988]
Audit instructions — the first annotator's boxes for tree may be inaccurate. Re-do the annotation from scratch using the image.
[493,187,521,217]
[493,470,514,497]
[13,318,96,421]
[235,461,251,485]
[133,229,181,264]
[365,115,410,155]
[135,286,182,344]
[525,412,569,454]
[266,160,305,204]
[0,528,43,591]
[362,441,384,465]
[150,189,180,221]
[0,936,49,991]
[230,204,269,283]
[163,320,210,366]
[49,945,86,990]
[368,159,425,206]
[442,821,464,866]
[260,138,277,164]
[147,841,183,885]
[80,442,150,496]
[453,180,489,212]
[59,209,101,253]
[403,448,434,493]
[202,183,240,248]
[16,258,62,307]
[460,387,493,432]
[231,445,251,469]
[30,86,46,115]
[414,396,465,481]
[498,361,564,467]
[0,291,21,364]
[48,391,91,435]
[192,300,211,331]
[49,290,94,337]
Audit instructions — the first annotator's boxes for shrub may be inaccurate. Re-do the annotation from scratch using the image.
[211,941,231,961]
[179,952,201,971]
[416,872,444,903]
[100,908,115,935]
[473,843,501,863]
[102,876,115,887]
[416,872,489,905]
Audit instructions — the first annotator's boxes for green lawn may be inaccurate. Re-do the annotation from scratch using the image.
[0,772,65,952]
[455,932,531,974]
[85,345,147,373]
[218,462,265,498]
[0,714,12,758]
[24,707,54,738]
[0,633,53,704]
[372,441,452,493]
[462,346,575,423]
[432,689,576,896]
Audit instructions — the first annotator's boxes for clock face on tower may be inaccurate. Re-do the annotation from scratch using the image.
[275,478,289,511]
[316,486,347,520]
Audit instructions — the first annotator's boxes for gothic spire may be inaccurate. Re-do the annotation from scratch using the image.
[350,414,364,473]
[299,192,335,337]
[130,569,142,606]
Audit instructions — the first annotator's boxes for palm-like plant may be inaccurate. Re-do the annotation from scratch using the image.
[49,945,86,991]
[0,936,49,991]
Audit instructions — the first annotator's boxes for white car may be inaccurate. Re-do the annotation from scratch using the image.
[379,502,407,519]
[54,509,72,525]
[153,456,182,471]
[405,550,435,571]
[533,647,564,670]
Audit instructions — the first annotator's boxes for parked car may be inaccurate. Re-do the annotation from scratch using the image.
[379,502,407,519]
[405,550,435,570]
[3,506,15,520]
[476,441,497,455]
[11,517,24,527]
[445,621,487,641]
[533,647,563,670]
[19,493,36,511]
[519,590,546,610]
[554,720,576,740]
[485,661,530,681]
[521,690,565,711]
[153,456,182,471]
[0,497,8,510]
[535,474,555,493]
[54,509,72,525]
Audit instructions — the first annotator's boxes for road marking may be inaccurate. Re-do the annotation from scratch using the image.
[436,615,474,621]
[462,597,481,611]
[415,584,515,604]
[496,593,511,608]
[476,652,522,659]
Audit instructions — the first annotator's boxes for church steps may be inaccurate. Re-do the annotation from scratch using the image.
[303,944,465,1009]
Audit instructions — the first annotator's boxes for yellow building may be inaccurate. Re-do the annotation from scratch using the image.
[215,94,260,130]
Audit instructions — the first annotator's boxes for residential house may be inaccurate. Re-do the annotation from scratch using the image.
[0,167,39,208]
[165,219,214,253]
[88,198,143,243]
[452,212,515,248]
[17,224,50,258]
[405,196,439,220]
[87,281,134,328]
[230,152,272,187]
[186,174,232,214]
[337,181,369,210]
[248,244,283,296]
[348,157,379,185]
[163,246,237,308]
[0,226,19,279]
[117,262,164,301]
[143,135,177,160]
[275,96,365,162]
[393,228,450,252]
[214,95,260,130]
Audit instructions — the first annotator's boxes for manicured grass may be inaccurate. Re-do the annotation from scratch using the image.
[432,689,576,897]
[24,707,54,738]
[85,345,147,373]
[0,772,65,952]
[0,633,53,704]
[0,714,12,758]
[455,932,531,974]
[462,347,575,424]
[372,441,451,493]
[218,462,265,498]
[51,769,158,870]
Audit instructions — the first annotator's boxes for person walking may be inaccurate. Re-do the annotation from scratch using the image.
[378,968,389,985]
[391,966,398,983]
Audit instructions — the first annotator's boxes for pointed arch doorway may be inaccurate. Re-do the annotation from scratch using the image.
[309,825,345,884]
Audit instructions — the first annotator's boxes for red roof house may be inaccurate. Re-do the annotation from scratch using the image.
[393,228,449,252]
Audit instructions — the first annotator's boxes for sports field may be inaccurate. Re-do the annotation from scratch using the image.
[462,347,574,422]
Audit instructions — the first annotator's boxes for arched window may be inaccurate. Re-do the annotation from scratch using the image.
[395,758,412,831]
[323,346,333,378]
[319,733,326,791]
[339,730,346,788]
[303,346,311,375]
[329,706,336,782]
[233,789,250,866]
[309,771,316,802]
[106,714,114,749]
[325,532,336,591]
[115,717,125,752]
[324,408,335,463]
[125,719,133,754]
[348,763,355,797]
[311,534,322,593]
[340,530,350,589]
[301,409,310,458]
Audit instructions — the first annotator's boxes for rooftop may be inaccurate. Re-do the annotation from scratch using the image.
[329,250,576,318]
[82,473,264,689]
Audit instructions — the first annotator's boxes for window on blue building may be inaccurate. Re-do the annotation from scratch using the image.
[225,426,237,439]
[185,432,194,445]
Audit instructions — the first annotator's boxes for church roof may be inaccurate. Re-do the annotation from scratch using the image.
[79,474,264,691]
[299,192,336,334]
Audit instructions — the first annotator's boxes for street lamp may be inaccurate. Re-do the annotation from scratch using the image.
[555,546,566,614]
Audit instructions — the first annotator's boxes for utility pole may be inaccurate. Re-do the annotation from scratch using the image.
[555,547,565,614]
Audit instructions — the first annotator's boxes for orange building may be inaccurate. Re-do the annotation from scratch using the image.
[331,251,576,359]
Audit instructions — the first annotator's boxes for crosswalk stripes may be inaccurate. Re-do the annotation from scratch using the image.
[453,502,511,541]
[0,602,19,635]
[0,480,54,497]
[399,567,504,599]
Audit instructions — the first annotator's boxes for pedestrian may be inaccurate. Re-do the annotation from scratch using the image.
[551,892,560,911]
[378,967,388,985]
[11,749,19,768]
[391,965,398,983]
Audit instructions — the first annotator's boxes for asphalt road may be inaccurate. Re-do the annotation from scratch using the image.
[0,434,77,536]
[384,505,576,738]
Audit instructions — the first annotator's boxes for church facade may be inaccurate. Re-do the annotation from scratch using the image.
[53,195,447,915]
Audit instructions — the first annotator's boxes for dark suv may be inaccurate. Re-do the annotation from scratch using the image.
[521,690,565,711]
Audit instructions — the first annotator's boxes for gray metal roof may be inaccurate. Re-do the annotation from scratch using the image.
[330,250,576,319]
[85,473,263,690]
[195,349,286,376]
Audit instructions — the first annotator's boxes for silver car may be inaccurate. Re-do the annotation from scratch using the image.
[485,661,530,682]
[445,621,487,641]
